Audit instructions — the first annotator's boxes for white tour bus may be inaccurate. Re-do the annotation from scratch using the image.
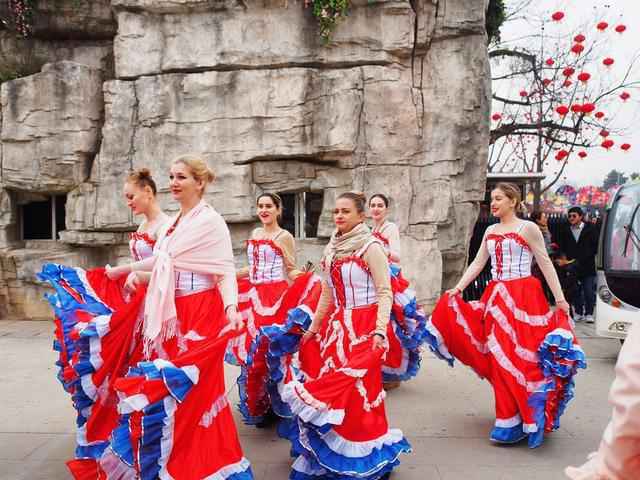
[595,182,640,340]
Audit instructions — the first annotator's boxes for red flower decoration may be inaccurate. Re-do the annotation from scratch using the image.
[571,44,585,55]
[552,11,565,21]
[563,80,573,88]
[562,67,575,77]
[597,22,609,31]
[492,113,502,121]
[574,34,586,43]
[621,143,631,151]
[578,151,588,159]
[555,149,569,161]
[545,58,555,66]
[582,103,596,114]
[620,91,630,101]
[615,25,626,33]
[603,57,615,67]
[600,130,610,137]
[601,139,614,149]
[542,78,552,87]
[577,72,591,83]
[519,90,528,97]
[595,111,605,119]
[556,105,569,116]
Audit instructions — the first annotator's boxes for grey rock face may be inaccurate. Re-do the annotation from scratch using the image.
[0,0,490,318]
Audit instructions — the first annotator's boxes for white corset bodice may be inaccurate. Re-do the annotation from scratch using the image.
[129,232,155,261]
[486,231,532,281]
[327,246,377,310]
[247,239,285,284]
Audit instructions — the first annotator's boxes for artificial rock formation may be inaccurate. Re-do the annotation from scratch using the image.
[0,0,490,319]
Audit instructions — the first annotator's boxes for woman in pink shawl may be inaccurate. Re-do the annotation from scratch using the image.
[98,154,254,480]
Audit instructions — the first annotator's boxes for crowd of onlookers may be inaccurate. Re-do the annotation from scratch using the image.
[530,206,600,323]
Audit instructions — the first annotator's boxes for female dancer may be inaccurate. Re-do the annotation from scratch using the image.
[279,191,411,479]
[38,169,168,476]
[369,193,427,388]
[427,182,586,448]
[230,193,320,426]
[101,154,253,479]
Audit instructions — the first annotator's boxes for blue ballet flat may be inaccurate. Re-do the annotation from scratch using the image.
[489,423,528,444]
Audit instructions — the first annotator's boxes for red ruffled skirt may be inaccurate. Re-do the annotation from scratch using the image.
[427,275,586,448]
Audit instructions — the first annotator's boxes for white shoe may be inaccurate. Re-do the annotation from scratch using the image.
[574,314,584,322]
[585,315,595,324]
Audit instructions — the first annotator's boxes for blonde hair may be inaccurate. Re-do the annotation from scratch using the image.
[493,182,527,214]
[172,154,215,191]
[127,168,157,195]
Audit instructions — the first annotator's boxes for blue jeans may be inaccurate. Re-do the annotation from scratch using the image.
[573,275,596,316]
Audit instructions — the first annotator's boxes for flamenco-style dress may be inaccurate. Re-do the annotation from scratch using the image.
[227,229,321,425]
[278,233,412,479]
[38,224,166,477]
[98,200,254,480]
[371,221,428,383]
[427,221,586,448]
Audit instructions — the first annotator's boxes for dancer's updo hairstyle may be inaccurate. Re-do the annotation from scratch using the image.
[493,182,527,215]
[172,154,215,196]
[337,191,367,213]
[127,168,157,195]
[368,193,389,208]
[256,193,283,221]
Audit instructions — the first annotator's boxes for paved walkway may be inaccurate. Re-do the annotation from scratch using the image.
[0,320,620,480]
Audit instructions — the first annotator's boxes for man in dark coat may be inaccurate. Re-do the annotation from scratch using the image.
[556,206,599,322]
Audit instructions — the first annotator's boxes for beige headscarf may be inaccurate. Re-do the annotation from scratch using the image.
[321,222,373,270]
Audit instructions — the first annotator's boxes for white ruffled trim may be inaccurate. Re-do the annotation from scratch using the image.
[448,295,489,355]
[424,320,453,361]
[118,393,150,414]
[382,342,410,375]
[313,428,405,459]
[292,455,327,477]
[199,394,230,428]
[280,381,345,427]
[523,422,539,433]
[485,282,553,327]
[239,285,288,317]
[486,334,547,392]
[202,457,252,480]
[495,414,522,428]
[158,397,177,480]
[355,378,386,412]
[488,305,539,363]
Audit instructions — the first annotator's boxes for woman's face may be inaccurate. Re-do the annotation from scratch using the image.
[368,196,388,222]
[169,162,203,205]
[333,198,364,234]
[123,182,152,216]
[537,212,548,226]
[256,196,280,226]
[490,188,516,218]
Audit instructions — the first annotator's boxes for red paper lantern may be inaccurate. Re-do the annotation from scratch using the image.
[562,67,575,77]
[600,130,610,137]
[552,11,565,21]
[578,151,588,159]
[555,149,569,161]
[571,44,585,55]
[595,111,605,119]
[577,72,591,83]
[620,91,630,101]
[545,58,555,66]
[582,103,596,114]
[597,21,609,31]
[574,34,586,43]
[542,78,552,87]
[603,57,615,67]
[492,113,502,121]
[621,143,631,151]
[615,25,626,33]
[563,80,573,88]
[601,139,614,149]
[519,90,528,97]
[556,105,569,116]
[571,104,583,113]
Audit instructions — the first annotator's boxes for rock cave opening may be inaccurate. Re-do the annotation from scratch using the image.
[19,194,66,241]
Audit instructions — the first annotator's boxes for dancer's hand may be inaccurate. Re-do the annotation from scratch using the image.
[124,272,140,292]
[302,320,321,343]
[372,333,387,350]
[557,299,570,314]
[105,264,130,280]
[446,286,461,297]
[225,305,243,331]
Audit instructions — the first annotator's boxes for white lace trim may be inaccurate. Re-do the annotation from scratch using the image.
[202,457,252,480]
[291,455,327,476]
[280,381,345,427]
[424,320,453,361]
[300,427,406,460]
[486,334,547,392]
[355,378,386,412]
[485,282,553,327]
[495,414,522,428]
[448,295,489,355]
[199,394,230,428]
[488,304,539,363]
[238,284,288,317]
[158,397,177,480]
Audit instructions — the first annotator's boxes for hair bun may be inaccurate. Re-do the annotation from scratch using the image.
[138,168,151,179]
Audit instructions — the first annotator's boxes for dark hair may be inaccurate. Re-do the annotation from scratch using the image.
[127,168,157,195]
[369,193,389,208]
[256,192,282,210]
[568,206,584,217]
[530,210,544,222]
[337,191,367,213]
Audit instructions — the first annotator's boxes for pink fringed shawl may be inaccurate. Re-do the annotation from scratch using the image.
[143,200,236,345]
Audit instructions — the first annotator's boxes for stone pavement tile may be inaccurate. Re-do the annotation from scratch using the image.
[240,432,291,462]
[23,434,75,461]
[437,465,568,480]
[0,433,51,461]
[0,459,69,480]
[0,321,52,339]
[259,460,439,480]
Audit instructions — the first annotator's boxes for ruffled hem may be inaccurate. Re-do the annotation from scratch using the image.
[288,424,411,480]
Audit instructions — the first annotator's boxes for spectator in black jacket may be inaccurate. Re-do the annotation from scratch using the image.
[556,206,599,323]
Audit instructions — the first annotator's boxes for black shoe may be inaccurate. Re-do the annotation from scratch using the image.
[255,408,279,428]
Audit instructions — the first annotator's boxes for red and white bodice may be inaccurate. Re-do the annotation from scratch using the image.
[247,239,286,284]
[327,242,378,309]
[129,232,156,262]
[486,231,532,281]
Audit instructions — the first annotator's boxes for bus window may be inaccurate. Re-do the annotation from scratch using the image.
[605,184,640,272]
